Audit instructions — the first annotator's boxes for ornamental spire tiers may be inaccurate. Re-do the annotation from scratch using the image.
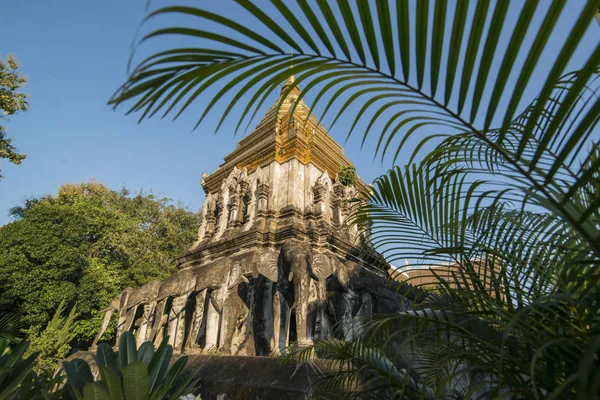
[201,77,358,196]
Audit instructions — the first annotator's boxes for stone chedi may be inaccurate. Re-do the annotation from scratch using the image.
[92,77,411,356]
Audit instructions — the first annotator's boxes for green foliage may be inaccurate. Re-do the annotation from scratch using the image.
[110,1,600,398]
[338,166,356,187]
[63,332,201,400]
[0,313,25,342]
[25,300,78,374]
[19,367,65,400]
[0,54,28,177]
[0,182,199,346]
[0,339,37,399]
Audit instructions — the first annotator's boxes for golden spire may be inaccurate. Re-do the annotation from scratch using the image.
[281,49,296,95]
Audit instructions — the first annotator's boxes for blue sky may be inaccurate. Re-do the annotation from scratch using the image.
[1,1,599,226]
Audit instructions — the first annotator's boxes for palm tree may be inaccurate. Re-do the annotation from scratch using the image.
[110,1,600,398]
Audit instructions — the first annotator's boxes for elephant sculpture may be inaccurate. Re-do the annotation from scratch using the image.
[186,259,250,353]
[258,240,325,349]
[91,288,132,348]
[150,269,197,349]
[325,260,412,340]
[218,261,253,354]
[119,280,162,347]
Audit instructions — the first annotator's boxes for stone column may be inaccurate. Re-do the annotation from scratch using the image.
[238,181,249,222]
[203,195,216,239]
[228,192,240,228]
[332,184,345,226]
[256,182,270,214]
[331,197,342,226]
[313,184,328,218]
[186,289,207,349]
[214,196,225,235]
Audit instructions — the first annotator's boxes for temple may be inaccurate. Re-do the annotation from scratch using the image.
[91,76,414,359]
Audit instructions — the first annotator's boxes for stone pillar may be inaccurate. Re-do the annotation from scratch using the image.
[136,303,155,347]
[256,182,270,214]
[313,183,327,218]
[238,181,250,225]
[332,184,345,226]
[205,215,216,238]
[186,289,207,349]
[331,197,342,226]
[228,189,240,228]
[203,195,216,239]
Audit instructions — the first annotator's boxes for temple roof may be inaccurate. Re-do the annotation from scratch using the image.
[202,78,357,194]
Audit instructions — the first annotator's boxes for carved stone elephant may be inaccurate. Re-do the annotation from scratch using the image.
[151,269,197,349]
[258,241,321,348]
[326,260,411,340]
[91,288,132,348]
[119,280,162,346]
[311,253,349,340]
[187,259,250,353]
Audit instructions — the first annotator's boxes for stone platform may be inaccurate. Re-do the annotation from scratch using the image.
[183,355,325,399]
[68,351,327,399]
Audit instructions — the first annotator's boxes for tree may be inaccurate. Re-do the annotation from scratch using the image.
[0,182,199,347]
[109,1,600,397]
[0,54,28,178]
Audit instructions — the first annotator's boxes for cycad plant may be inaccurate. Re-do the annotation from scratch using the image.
[0,339,37,400]
[62,332,200,400]
[110,1,600,398]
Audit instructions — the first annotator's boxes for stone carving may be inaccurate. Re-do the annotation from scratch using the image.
[91,290,130,348]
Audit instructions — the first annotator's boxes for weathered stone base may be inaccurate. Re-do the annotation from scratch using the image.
[183,355,321,399]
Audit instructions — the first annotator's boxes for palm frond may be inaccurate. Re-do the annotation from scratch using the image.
[111,2,598,153]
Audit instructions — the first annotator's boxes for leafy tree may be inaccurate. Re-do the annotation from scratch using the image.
[110,1,600,398]
[0,54,28,178]
[0,182,199,346]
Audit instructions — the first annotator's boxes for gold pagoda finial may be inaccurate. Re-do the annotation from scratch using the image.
[281,49,296,95]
